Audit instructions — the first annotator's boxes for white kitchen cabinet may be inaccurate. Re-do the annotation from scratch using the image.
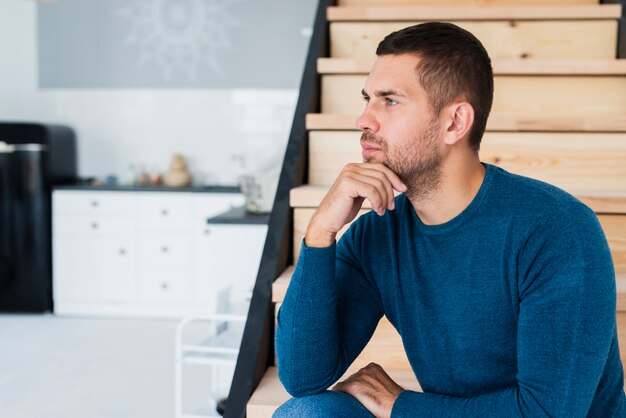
[139,233,194,267]
[139,193,194,231]
[53,235,98,301]
[53,191,136,307]
[53,235,137,303]
[139,267,193,304]
[52,189,262,318]
[93,236,137,303]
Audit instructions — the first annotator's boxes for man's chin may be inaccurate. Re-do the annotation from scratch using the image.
[363,155,384,164]
[363,156,395,174]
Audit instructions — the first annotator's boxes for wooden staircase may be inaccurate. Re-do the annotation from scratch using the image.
[234,1,626,417]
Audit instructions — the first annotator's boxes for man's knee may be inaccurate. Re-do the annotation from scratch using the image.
[272,391,373,418]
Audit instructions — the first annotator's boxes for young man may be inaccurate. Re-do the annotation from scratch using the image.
[274,22,625,417]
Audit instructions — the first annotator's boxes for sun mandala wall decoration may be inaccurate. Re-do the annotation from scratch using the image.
[117,0,242,81]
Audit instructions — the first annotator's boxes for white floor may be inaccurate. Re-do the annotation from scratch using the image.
[0,314,225,418]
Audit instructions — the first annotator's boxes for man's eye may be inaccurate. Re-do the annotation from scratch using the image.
[386,98,398,106]
[362,96,370,103]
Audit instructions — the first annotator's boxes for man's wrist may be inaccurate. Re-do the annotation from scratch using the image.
[389,390,407,417]
[305,222,337,248]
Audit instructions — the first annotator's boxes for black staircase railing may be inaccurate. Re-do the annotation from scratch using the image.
[602,0,626,58]
[224,0,333,417]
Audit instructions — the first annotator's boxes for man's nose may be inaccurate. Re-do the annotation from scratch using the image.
[356,107,380,132]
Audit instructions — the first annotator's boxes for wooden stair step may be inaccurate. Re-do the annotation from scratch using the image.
[338,0,599,6]
[330,21,617,59]
[318,58,626,75]
[306,113,626,132]
[273,266,294,303]
[327,5,622,21]
[291,185,626,215]
[291,208,368,265]
[619,275,626,312]
[247,367,422,418]
[307,131,626,192]
[274,268,626,311]
[321,75,626,117]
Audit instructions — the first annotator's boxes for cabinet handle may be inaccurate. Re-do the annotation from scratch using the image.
[160,282,169,290]
[91,222,99,230]
[91,200,99,208]
[161,246,169,253]
[161,209,169,216]
[204,229,211,235]
[119,248,126,256]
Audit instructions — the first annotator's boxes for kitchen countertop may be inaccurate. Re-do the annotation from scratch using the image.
[206,206,270,225]
[53,184,240,193]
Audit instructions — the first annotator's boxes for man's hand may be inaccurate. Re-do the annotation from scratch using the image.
[331,363,405,418]
[306,163,407,248]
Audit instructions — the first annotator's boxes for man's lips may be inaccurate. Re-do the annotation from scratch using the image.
[361,142,382,152]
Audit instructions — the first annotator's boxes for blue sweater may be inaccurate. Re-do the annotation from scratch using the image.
[276,163,625,417]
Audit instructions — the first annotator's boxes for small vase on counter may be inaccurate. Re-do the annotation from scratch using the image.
[164,153,192,187]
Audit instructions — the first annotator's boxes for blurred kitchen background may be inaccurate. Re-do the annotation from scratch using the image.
[0,0,317,417]
[2,0,316,184]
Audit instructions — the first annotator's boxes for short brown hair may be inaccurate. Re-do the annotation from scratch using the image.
[376,22,493,151]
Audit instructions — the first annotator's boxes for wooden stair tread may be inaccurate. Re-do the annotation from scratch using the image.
[318,58,626,75]
[308,131,626,193]
[327,5,622,21]
[338,0,600,5]
[306,113,626,132]
[247,367,422,418]
[618,274,626,312]
[290,185,626,215]
[273,266,295,302]
[322,75,626,117]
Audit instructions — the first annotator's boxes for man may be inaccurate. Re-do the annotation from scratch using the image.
[274,22,625,417]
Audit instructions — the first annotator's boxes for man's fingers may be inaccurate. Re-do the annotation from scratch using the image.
[343,166,399,212]
[354,168,397,210]
[360,163,408,193]
[344,172,390,214]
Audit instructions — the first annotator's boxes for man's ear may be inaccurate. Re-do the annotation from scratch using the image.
[443,102,474,146]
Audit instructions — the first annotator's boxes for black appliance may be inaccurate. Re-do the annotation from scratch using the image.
[0,123,77,312]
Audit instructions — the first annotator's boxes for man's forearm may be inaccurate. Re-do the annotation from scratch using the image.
[275,241,346,397]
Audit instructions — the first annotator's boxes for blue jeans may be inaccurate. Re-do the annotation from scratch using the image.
[273,391,375,418]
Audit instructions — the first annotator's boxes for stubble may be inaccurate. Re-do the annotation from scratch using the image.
[362,118,442,201]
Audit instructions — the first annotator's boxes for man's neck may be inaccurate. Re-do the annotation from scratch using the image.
[408,154,486,226]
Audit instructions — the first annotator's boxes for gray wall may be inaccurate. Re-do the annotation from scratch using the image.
[38,0,314,89]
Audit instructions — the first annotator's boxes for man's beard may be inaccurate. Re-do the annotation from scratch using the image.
[361,119,442,201]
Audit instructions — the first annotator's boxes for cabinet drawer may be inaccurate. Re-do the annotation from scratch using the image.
[53,216,135,236]
[53,191,137,217]
[139,193,193,231]
[139,234,193,267]
[139,269,191,303]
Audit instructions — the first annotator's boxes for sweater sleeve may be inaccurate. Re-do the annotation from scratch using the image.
[275,222,385,397]
[391,203,617,417]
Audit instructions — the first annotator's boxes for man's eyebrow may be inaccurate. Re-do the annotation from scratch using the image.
[361,88,405,98]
